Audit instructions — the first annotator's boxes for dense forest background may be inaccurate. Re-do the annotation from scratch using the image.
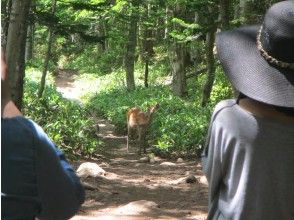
[1,0,280,158]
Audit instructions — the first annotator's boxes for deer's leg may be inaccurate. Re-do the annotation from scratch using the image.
[127,125,130,152]
[137,127,143,155]
[142,131,147,154]
[138,127,148,154]
[128,126,137,141]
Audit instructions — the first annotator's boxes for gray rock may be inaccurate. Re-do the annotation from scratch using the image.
[76,162,106,178]
[177,158,184,163]
[186,175,197,184]
[149,158,156,164]
[160,161,176,166]
[139,157,150,163]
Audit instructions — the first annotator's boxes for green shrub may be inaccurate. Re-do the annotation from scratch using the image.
[23,61,233,159]
[87,86,207,156]
[85,66,233,157]
[23,78,102,159]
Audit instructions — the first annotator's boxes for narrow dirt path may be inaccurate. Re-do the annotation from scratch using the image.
[54,70,209,220]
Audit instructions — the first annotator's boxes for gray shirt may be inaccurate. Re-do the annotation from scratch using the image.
[202,99,294,220]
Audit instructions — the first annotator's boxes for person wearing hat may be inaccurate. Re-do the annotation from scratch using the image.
[202,1,294,219]
[1,49,85,219]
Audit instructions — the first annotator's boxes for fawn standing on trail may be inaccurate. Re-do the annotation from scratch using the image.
[126,103,160,154]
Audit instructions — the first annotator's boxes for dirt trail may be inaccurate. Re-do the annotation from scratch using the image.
[54,70,209,220]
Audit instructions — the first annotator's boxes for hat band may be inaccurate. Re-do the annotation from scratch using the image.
[257,26,294,70]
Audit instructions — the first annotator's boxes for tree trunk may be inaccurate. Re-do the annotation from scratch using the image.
[97,21,107,53]
[125,1,139,91]
[141,3,154,88]
[102,21,108,51]
[1,0,12,47]
[25,24,34,62]
[239,0,248,16]
[144,59,149,88]
[38,0,57,98]
[169,4,187,97]
[235,0,255,24]
[25,0,36,62]
[219,0,230,30]
[5,0,32,110]
[164,6,173,40]
[201,29,216,106]
[170,43,187,97]
[155,10,165,42]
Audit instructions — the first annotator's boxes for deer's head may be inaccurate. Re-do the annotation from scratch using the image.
[147,103,160,115]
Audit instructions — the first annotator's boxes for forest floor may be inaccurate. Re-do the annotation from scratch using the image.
[54,70,209,220]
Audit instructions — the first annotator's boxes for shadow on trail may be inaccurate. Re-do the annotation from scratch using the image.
[54,69,208,220]
[72,117,208,220]
[73,157,208,220]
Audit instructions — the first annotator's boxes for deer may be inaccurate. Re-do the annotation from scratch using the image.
[126,103,160,155]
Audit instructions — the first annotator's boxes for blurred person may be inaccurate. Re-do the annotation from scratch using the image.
[1,48,85,219]
[202,1,294,219]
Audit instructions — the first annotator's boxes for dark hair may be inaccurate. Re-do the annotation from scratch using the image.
[237,93,294,117]
[237,93,247,101]
[274,106,294,117]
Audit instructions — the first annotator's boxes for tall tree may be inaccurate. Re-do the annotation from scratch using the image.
[141,2,155,88]
[201,3,218,106]
[235,0,272,24]
[170,42,187,97]
[25,25,34,62]
[201,28,216,106]
[1,0,12,47]
[219,0,230,30]
[169,4,188,97]
[164,5,173,40]
[125,0,140,91]
[5,0,32,110]
[25,0,36,62]
[38,0,57,98]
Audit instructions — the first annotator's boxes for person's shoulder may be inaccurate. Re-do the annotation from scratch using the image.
[9,117,48,141]
[20,118,59,157]
[2,116,35,131]
[210,99,256,135]
[2,117,47,150]
[13,117,43,132]
[211,99,237,121]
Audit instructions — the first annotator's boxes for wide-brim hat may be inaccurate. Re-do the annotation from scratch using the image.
[216,0,294,107]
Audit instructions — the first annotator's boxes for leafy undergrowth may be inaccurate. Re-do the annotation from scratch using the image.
[23,69,103,159]
[85,66,233,158]
[23,65,232,159]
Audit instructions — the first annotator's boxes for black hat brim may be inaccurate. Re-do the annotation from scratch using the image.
[216,25,294,107]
